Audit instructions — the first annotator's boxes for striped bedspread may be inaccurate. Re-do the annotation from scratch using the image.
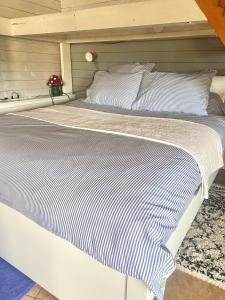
[0,108,223,300]
[68,100,225,152]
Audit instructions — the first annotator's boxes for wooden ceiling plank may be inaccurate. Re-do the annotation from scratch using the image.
[25,0,61,11]
[0,6,33,18]
[0,0,59,15]
[0,0,60,19]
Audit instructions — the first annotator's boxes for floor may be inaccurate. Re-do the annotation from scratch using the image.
[23,169,225,300]
[215,168,225,186]
[22,285,58,300]
[164,269,225,300]
[164,168,225,300]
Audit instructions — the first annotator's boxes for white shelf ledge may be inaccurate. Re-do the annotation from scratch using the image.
[0,95,73,115]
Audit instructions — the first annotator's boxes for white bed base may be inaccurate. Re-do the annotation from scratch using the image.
[0,170,218,300]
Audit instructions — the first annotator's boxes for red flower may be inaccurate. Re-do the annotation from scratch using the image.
[47,75,64,87]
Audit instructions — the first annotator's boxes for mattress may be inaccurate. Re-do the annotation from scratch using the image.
[0,105,224,300]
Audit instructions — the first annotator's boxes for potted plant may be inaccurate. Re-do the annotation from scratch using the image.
[47,75,64,97]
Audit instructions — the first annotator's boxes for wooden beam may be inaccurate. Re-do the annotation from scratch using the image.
[65,26,215,44]
[60,43,73,93]
[0,17,11,35]
[195,0,225,45]
[10,0,206,36]
[22,34,65,43]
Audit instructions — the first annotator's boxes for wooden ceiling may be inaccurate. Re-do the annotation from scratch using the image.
[0,0,61,18]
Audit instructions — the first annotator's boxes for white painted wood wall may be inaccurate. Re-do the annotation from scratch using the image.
[0,36,61,99]
[0,0,61,18]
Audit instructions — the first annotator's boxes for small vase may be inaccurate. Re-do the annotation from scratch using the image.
[51,86,62,97]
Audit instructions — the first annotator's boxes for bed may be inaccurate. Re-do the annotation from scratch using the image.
[0,75,224,300]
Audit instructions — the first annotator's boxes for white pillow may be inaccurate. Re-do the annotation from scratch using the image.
[108,63,156,104]
[132,71,216,116]
[108,63,155,74]
[85,71,143,109]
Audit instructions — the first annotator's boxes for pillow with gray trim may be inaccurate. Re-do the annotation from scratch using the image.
[85,71,143,109]
[132,71,216,116]
[207,92,225,115]
[108,63,155,74]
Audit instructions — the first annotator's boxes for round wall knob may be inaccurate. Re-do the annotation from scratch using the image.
[85,52,97,62]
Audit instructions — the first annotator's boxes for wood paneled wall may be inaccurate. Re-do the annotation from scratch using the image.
[0,0,61,18]
[0,36,61,99]
[71,37,225,97]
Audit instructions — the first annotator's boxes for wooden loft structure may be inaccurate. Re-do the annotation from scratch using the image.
[0,0,221,43]
[0,0,225,44]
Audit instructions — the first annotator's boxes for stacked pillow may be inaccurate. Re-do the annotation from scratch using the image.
[84,63,221,116]
[132,71,216,116]
[85,70,143,110]
[85,63,155,110]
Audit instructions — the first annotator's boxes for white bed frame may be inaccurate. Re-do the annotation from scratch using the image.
[0,77,224,300]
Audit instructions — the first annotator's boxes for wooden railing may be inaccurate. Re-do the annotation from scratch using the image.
[195,0,225,45]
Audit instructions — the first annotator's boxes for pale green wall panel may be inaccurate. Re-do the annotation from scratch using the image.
[71,37,225,97]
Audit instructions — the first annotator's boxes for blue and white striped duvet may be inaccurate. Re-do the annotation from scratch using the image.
[0,111,220,300]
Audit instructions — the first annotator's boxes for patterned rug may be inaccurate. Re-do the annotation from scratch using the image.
[176,184,225,289]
